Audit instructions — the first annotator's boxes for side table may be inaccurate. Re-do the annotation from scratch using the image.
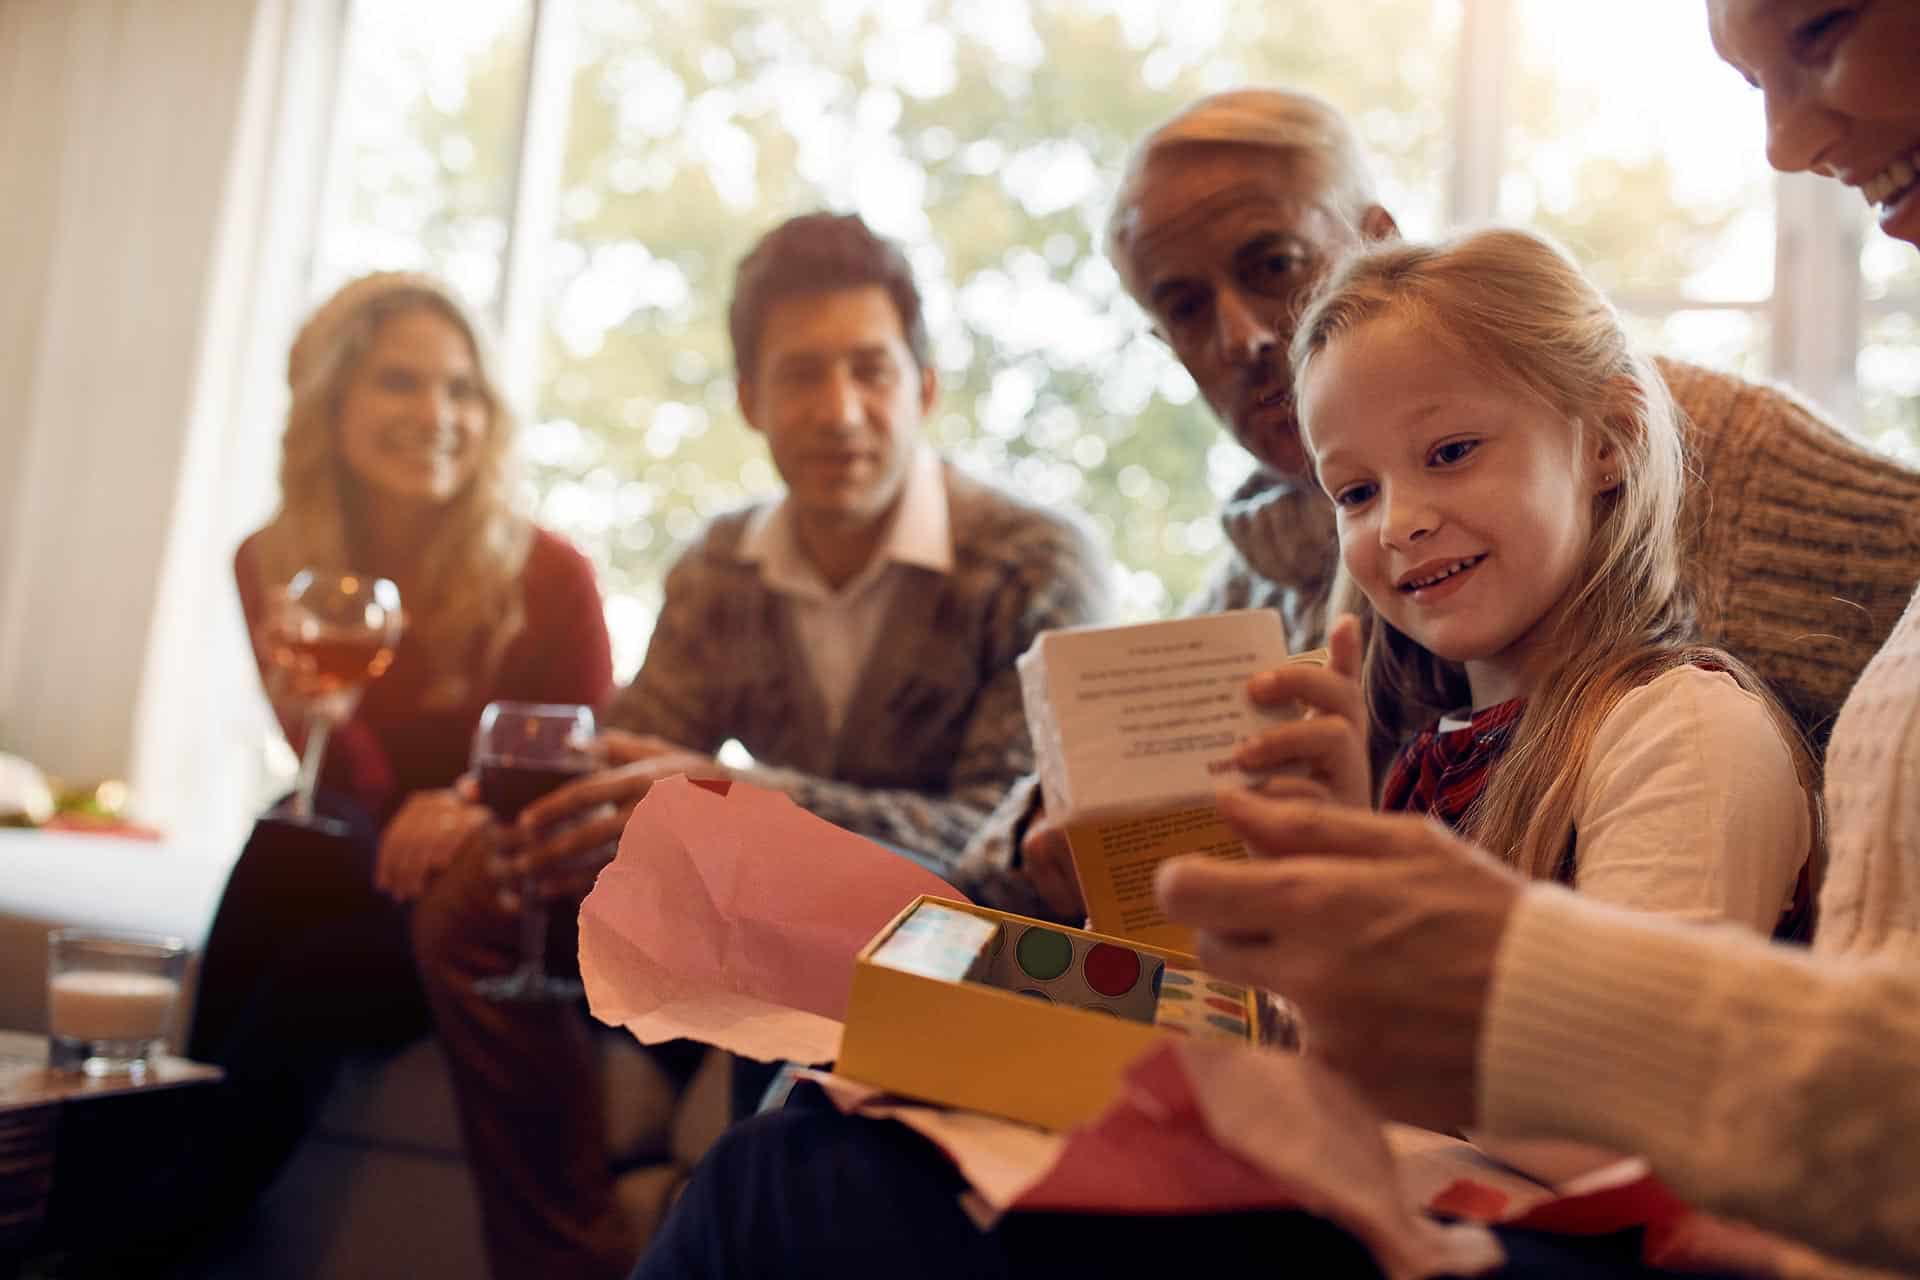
[0,1029,221,1258]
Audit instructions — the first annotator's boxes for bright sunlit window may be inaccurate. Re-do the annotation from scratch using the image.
[312,0,1919,671]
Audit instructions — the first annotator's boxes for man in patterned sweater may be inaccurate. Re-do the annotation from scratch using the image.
[412,211,1111,1280]
[956,87,1920,921]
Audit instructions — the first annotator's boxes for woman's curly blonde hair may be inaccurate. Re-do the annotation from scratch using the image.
[248,272,532,705]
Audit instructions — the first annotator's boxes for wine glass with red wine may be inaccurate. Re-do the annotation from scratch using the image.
[470,701,597,1002]
[267,569,403,828]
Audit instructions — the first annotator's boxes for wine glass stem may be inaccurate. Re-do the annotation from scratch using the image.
[291,712,332,822]
[518,885,550,977]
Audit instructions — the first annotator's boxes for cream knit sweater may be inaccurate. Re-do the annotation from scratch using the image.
[1482,589,1920,1272]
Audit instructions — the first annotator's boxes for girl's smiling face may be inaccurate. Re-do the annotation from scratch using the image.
[1300,313,1614,706]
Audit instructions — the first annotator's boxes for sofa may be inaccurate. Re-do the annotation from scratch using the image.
[0,827,727,1277]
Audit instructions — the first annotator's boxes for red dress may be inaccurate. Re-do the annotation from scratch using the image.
[234,526,615,827]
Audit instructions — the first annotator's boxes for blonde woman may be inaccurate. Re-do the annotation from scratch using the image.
[237,270,609,830]
[188,271,611,1223]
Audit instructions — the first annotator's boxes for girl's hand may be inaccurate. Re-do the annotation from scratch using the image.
[375,784,500,902]
[1232,615,1371,809]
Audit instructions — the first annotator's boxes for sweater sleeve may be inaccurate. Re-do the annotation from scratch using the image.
[744,518,1113,871]
[602,540,737,755]
[1480,885,1920,1274]
[1570,665,1809,932]
[519,530,615,713]
[740,658,1032,872]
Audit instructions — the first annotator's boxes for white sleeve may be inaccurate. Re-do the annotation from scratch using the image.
[1570,665,1808,933]
[1480,885,1920,1274]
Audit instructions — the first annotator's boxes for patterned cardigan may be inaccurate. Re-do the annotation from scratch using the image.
[952,359,1920,914]
[604,460,1111,871]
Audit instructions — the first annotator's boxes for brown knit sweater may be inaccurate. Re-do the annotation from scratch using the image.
[1661,358,1920,743]
[606,460,1112,870]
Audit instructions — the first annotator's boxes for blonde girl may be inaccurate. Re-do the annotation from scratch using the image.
[1238,228,1816,937]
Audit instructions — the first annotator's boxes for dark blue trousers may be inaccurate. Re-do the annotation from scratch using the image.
[637,1083,1730,1279]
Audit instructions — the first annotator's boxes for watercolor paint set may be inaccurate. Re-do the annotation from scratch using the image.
[838,896,1274,1131]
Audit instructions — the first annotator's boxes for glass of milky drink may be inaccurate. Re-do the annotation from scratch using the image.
[47,929,188,1077]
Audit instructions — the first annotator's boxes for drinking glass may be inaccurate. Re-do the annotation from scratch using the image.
[266,569,403,827]
[47,929,189,1077]
[470,701,597,1002]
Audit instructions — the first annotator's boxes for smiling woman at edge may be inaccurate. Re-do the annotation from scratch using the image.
[184,272,613,1236]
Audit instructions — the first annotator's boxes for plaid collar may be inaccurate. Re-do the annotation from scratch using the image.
[1380,697,1525,831]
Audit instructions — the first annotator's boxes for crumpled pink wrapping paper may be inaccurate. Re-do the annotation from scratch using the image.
[803,1040,1503,1280]
[578,777,1511,1275]
[578,776,962,1064]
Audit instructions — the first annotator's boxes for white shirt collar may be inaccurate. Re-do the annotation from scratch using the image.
[737,446,952,599]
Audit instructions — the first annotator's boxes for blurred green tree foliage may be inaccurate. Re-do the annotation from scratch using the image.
[325,0,1801,666]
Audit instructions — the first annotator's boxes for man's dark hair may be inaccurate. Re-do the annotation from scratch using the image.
[728,211,931,379]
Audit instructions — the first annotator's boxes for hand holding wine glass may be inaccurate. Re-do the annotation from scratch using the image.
[266,569,403,827]
[499,739,733,906]
[470,701,598,1002]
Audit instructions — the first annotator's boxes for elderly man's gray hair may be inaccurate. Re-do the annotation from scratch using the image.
[1105,88,1381,288]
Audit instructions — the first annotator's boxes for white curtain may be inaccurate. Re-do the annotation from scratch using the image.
[0,0,341,858]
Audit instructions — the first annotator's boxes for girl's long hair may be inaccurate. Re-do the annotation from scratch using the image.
[1293,229,1821,886]
[249,272,532,705]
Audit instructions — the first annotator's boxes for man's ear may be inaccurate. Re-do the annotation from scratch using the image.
[1359,204,1400,243]
[737,374,763,435]
[917,362,938,418]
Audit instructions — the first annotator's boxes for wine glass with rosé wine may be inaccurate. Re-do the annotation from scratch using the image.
[266,569,403,831]
[469,701,598,1002]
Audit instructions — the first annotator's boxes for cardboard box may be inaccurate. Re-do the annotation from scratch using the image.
[838,895,1272,1131]
[833,617,1317,1129]
[1018,611,1324,950]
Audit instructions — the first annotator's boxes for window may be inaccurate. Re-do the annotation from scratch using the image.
[313,0,1915,671]
[316,0,534,310]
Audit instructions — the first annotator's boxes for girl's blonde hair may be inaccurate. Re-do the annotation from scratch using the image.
[249,271,532,705]
[1292,228,1821,887]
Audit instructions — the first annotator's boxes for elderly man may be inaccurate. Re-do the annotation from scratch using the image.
[957,86,1920,922]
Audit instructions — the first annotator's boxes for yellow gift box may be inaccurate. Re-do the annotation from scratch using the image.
[837,895,1271,1131]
